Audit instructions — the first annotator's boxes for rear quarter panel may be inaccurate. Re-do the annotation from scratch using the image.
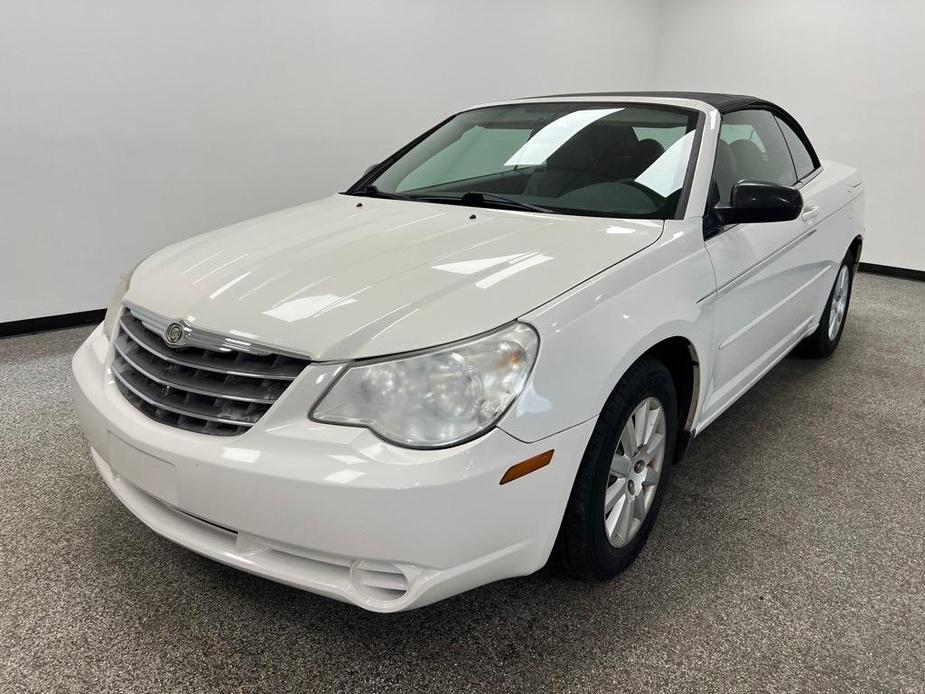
[800,160,865,320]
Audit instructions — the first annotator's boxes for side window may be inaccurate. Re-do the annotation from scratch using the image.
[712,109,798,205]
[776,117,816,180]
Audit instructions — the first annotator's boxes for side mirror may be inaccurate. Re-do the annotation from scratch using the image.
[362,162,381,177]
[712,179,803,226]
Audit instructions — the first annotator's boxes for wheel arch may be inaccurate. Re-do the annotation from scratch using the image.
[849,234,863,272]
[642,337,700,435]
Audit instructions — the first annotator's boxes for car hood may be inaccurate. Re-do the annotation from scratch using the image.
[125,195,662,360]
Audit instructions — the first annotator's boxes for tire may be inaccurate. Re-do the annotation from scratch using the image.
[798,250,855,358]
[553,356,677,580]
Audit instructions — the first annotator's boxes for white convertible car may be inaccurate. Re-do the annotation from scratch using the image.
[72,92,865,611]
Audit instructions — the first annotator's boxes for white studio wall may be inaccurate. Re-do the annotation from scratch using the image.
[653,0,925,273]
[0,0,661,323]
[3,0,923,325]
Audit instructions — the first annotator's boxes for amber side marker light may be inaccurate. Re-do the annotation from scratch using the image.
[499,450,554,485]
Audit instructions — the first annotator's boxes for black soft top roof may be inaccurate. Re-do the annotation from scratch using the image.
[519,90,820,170]
[523,91,778,114]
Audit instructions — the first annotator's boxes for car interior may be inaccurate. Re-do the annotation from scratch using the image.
[399,115,694,218]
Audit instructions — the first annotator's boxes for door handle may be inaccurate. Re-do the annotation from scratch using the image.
[801,205,820,222]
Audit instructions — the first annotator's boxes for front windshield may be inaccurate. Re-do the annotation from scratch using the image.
[359,102,700,219]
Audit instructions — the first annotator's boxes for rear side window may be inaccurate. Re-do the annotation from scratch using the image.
[776,117,816,180]
[712,109,798,204]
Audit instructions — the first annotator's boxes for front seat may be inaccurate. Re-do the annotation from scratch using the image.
[728,139,767,184]
[627,138,665,177]
[712,139,739,203]
[523,126,624,198]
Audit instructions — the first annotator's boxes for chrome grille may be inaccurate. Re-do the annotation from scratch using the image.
[111,307,310,436]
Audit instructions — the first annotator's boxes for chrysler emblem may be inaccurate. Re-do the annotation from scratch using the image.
[164,322,185,345]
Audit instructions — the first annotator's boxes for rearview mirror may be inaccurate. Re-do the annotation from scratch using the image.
[712,180,803,226]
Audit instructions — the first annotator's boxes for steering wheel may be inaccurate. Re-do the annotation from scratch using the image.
[617,178,666,206]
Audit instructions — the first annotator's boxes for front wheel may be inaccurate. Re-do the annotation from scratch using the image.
[798,250,854,358]
[553,357,677,580]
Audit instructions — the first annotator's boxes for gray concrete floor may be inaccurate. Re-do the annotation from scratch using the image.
[1,272,923,693]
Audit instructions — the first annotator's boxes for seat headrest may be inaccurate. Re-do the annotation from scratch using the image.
[630,139,665,175]
[713,139,739,202]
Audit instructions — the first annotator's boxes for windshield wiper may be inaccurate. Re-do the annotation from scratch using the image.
[410,191,551,213]
[351,185,407,201]
[357,186,552,213]
[460,191,551,213]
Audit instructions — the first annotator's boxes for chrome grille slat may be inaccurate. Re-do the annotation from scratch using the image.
[113,333,283,404]
[112,307,310,436]
[119,313,303,380]
[112,366,260,427]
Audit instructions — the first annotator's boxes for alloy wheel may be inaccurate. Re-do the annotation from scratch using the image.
[604,397,667,548]
[828,265,850,340]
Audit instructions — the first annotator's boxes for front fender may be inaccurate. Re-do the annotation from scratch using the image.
[499,219,716,444]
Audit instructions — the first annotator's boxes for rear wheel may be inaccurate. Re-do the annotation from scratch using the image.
[554,357,677,580]
[798,250,854,358]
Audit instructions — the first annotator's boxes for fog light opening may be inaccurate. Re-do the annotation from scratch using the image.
[349,560,410,602]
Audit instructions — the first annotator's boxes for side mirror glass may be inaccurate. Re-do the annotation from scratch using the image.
[713,179,803,226]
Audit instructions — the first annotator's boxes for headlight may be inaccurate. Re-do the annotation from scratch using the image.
[311,323,539,448]
[102,265,138,339]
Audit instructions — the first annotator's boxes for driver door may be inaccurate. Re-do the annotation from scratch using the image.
[701,109,818,424]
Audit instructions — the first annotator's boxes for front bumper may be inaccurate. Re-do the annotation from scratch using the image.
[71,325,594,612]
